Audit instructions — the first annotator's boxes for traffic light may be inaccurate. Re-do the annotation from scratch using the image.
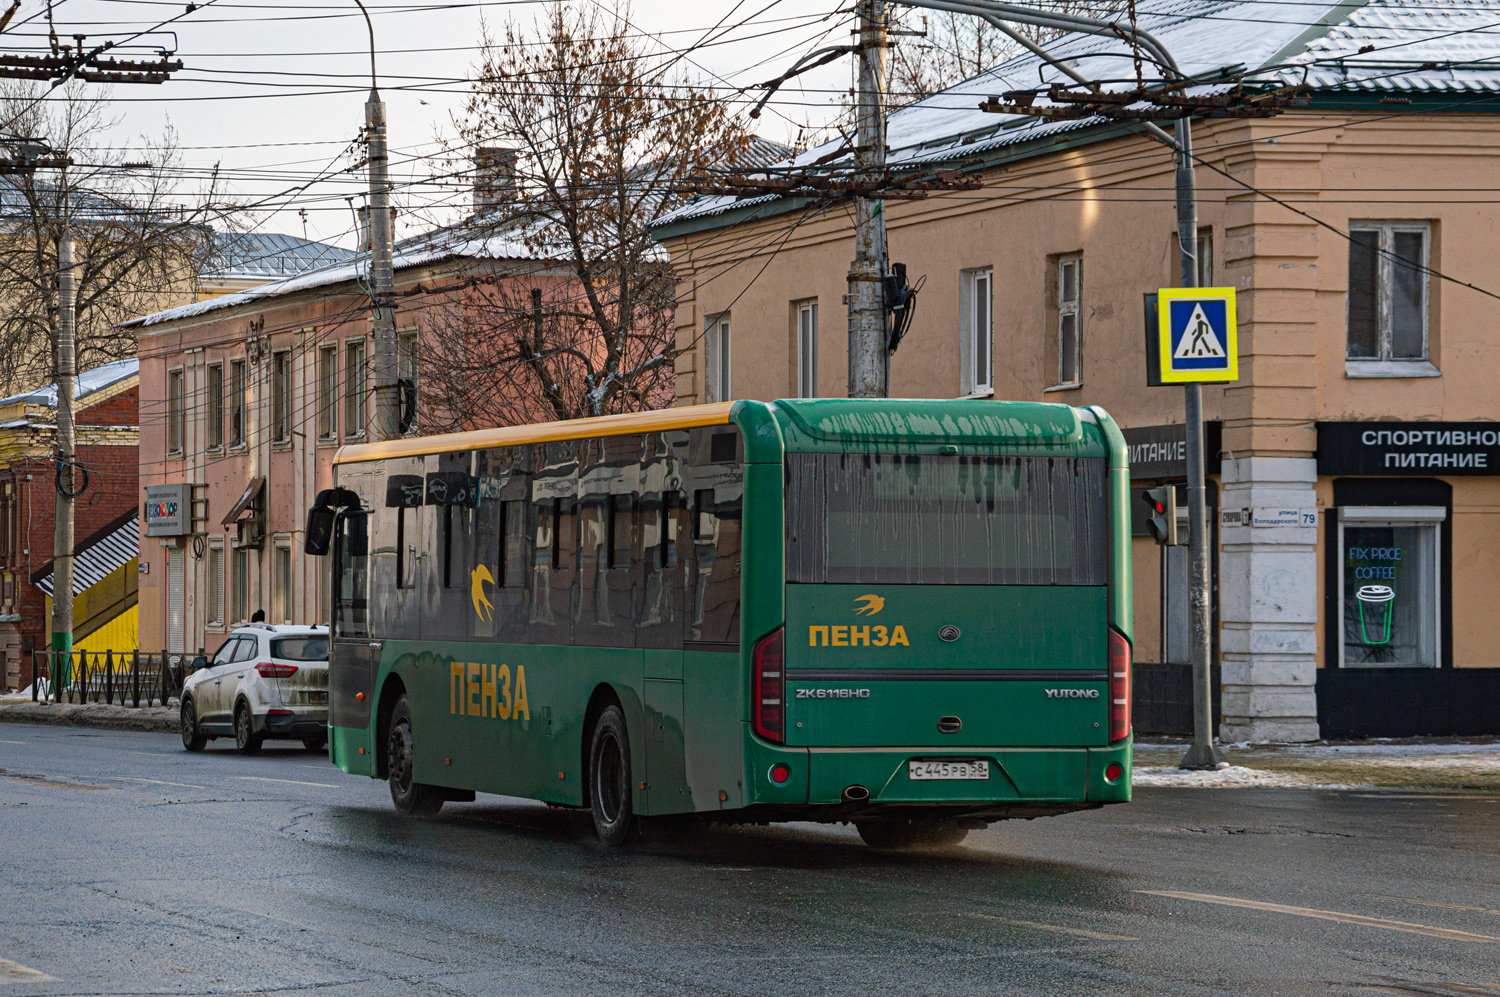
[1142,486,1179,546]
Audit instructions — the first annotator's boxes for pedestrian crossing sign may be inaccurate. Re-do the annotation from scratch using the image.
[1156,287,1238,383]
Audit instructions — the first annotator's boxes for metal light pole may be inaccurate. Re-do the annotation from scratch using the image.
[847,0,889,399]
[890,0,1226,767]
[353,0,399,441]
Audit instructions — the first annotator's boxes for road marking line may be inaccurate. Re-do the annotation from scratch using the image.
[0,956,56,982]
[966,913,1136,941]
[1361,894,1500,917]
[0,740,25,744]
[124,751,178,758]
[117,777,208,791]
[1139,891,1500,943]
[234,776,338,788]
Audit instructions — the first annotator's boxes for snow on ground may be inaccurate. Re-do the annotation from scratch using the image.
[1132,766,1363,790]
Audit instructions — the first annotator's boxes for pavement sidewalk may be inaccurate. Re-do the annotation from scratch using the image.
[1135,738,1500,792]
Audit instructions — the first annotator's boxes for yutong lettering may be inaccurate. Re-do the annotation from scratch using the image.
[450,661,530,721]
[808,624,909,647]
[1045,688,1100,699]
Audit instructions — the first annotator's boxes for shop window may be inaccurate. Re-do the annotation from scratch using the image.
[1338,506,1443,667]
[1346,222,1430,366]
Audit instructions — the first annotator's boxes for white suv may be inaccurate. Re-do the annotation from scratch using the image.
[180,624,330,754]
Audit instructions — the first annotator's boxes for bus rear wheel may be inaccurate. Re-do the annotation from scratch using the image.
[855,819,969,850]
[387,694,444,816]
[588,705,638,846]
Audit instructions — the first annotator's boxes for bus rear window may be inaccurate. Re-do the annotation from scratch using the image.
[785,453,1107,586]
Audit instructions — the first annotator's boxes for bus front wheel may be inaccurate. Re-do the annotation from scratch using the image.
[387,694,444,817]
[855,819,969,851]
[588,705,638,846]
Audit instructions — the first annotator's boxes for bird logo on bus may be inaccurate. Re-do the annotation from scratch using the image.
[471,564,496,622]
[852,594,884,616]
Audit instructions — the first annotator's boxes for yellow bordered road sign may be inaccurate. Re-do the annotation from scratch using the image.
[1156,287,1238,383]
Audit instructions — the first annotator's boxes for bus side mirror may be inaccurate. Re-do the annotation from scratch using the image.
[305,506,335,556]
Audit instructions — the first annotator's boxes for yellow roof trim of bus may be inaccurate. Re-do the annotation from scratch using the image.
[333,402,736,465]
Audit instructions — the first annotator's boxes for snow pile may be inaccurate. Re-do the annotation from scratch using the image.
[1132,765,1361,790]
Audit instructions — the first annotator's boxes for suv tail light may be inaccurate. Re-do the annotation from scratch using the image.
[256,663,298,678]
[1108,629,1131,743]
[751,627,785,744]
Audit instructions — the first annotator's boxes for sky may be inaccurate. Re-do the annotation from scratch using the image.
[0,0,860,247]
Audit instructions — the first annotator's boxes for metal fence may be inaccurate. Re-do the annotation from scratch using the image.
[29,650,187,708]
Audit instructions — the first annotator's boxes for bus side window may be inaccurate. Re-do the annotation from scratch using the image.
[334,512,369,638]
[395,507,410,589]
[608,494,632,569]
[693,489,715,540]
[440,504,454,588]
[663,492,680,568]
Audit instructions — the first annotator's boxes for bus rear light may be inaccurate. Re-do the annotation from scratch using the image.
[1108,629,1131,743]
[257,663,298,678]
[751,627,785,745]
[769,763,791,785]
[1104,762,1124,783]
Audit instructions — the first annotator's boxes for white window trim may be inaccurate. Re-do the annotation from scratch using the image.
[705,314,731,403]
[1336,505,1444,669]
[166,366,186,456]
[795,300,818,399]
[344,338,368,440]
[1345,220,1432,367]
[958,268,992,397]
[316,345,339,442]
[205,537,226,632]
[227,357,249,451]
[1052,253,1083,390]
[272,534,294,625]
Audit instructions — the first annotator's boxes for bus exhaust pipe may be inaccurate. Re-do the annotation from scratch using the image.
[843,785,870,803]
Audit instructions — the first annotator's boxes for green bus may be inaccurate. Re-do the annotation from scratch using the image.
[305,398,1133,848]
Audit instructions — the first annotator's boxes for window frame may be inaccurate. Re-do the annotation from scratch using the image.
[271,349,292,444]
[230,545,251,625]
[794,299,818,399]
[206,538,226,629]
[344,339,368,440]
[205,362,224,451]
[958,268,993,397]
[1336,505,1444,669]
[704,313,731,403]
[228,357,248,449]
[272,536,293,624]
[1345,220,1432,371]
[166,366,185,456]
[398,329,419,435]
[316,344,338,442]
[1052,253,1083,390]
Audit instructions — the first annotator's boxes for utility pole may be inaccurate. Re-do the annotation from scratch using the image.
[847,0,889,399]
[353,0,399,441]
[51,196,75,697]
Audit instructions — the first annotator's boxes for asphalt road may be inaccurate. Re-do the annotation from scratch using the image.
[2,725,1498,996]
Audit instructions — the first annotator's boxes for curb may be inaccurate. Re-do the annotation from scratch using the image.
[0,702,178,734]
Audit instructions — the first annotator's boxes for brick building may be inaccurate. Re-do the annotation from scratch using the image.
[0,360,139,690]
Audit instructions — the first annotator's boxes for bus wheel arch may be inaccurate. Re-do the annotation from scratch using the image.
[373,674,407,781]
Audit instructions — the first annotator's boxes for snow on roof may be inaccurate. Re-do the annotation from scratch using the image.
[656,0,1500,230]
[0,358,138,409]
[203,231,356,280]
[124,218,561,329]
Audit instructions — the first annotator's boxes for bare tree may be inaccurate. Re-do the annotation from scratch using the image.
[415,2,751,430]
[0,81,229,395]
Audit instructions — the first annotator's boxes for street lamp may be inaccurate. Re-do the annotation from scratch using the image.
[891,0,1226,769]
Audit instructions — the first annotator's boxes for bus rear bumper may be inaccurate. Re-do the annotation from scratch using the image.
[748,737,1131,809]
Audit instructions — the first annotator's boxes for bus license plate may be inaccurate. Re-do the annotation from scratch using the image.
[909,760,989,781]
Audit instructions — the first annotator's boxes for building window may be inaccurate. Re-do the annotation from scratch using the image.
[271,350,291,443]
[1338,506,1443,668]
[231,546,251,624]
[1347,222,1429,363]
[206,540,225,628]
[704,314,731,403]
[1054,253,1082,387]
[206,363,224,450]
[317,345,338,441]
[399,330,419,434]
[166,368,185,455]
[272,539,293,624]
[1195,228,1213,288]
[793,300,818,398]
[959,268,992,396]
[228,358,247,447]
[345,340,367,438]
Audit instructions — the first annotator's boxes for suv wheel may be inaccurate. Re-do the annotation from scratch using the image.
[180,699,207,752]
[234,701,263,754]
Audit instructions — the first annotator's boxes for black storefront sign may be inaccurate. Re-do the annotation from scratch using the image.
[1319,421,1500,476]
[1121,422,1222,480]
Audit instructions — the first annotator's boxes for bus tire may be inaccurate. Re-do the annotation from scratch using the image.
[386,694,444,817]
[588,705,638,846]
[855,819,969,850]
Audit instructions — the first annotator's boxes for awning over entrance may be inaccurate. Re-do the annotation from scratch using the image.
[221,476,265,526]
